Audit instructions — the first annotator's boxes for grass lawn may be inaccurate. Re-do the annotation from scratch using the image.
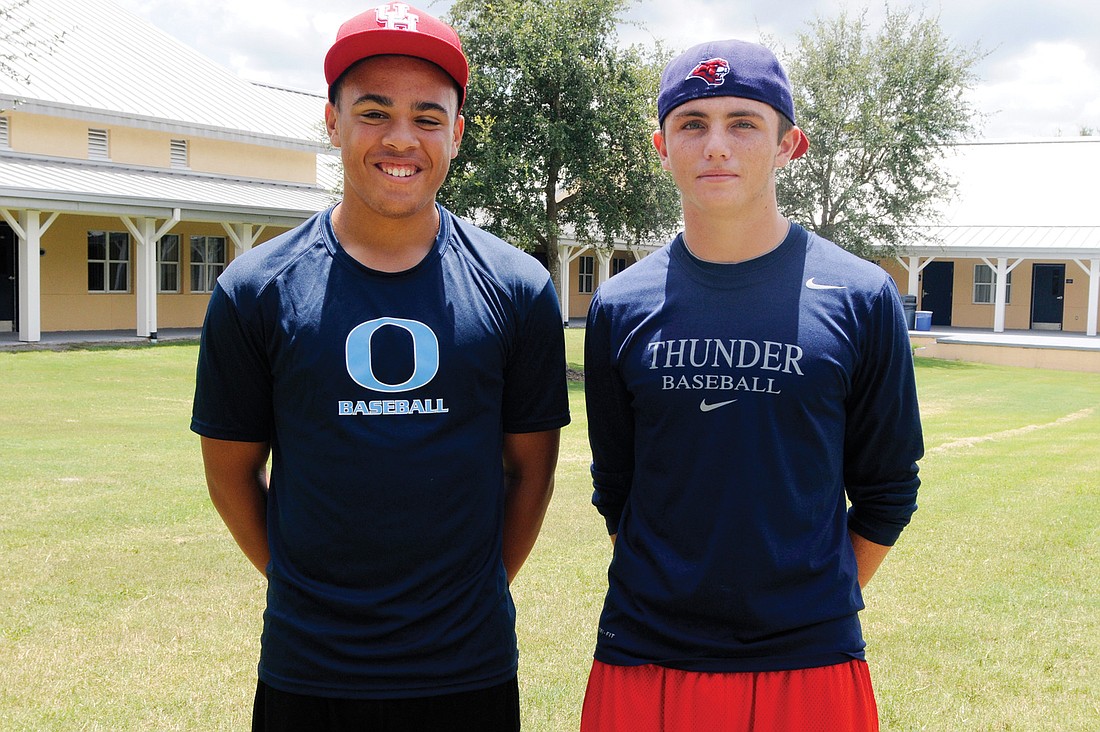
[1,333,1097,730]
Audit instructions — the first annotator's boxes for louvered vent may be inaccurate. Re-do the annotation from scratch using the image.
[170,139,189,169]
[0,117,9,148]
[88,128,109,160]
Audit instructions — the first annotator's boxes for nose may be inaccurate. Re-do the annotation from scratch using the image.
[702,129,731,160]
[382,119,420,152]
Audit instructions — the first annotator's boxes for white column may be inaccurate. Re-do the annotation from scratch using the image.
[594,248,612,289]
[222,222,267,258]
[983,257,1024,333]
[895,255,936,297]
[556,242,590,326]
[1,209,59,343]
[1073,257,1099,337]
[122,210,180,340]
[557,246,571,326]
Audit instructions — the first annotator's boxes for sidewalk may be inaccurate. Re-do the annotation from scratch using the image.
[0,328,201,350]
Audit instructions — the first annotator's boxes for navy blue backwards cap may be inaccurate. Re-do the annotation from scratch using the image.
[658,39,809,158]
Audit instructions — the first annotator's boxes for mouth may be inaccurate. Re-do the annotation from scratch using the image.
[379,163,419,178]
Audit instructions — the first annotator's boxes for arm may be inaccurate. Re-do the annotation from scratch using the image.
[845,280,924,550]
[849,530,891,589]
[200,436,271,577]
[501,429,561,583]
[585,294,636,537]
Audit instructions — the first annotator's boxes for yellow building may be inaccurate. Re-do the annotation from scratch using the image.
[3,1,1098,341]
[0,0,336,343]
[880,138,1100,337]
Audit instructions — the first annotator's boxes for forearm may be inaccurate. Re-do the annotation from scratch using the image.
[501,430,560,583]
[201,437,271,577]
[849,530,892,589]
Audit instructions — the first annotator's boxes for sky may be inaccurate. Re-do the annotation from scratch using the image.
[114,0,1100,140]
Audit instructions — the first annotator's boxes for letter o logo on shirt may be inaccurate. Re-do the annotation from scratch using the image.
[346,318,439,393]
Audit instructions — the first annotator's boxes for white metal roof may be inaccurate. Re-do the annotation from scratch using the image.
[0,151,338,225]
[0,0,326,149]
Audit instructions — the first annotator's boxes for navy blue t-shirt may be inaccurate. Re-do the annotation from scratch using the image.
[191,205,570,698]
[585,223,923,672]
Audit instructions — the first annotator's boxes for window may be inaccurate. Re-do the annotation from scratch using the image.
[612,257,628,276]
[0,116,9,149]
[88,128,109,160]
[170,139,189,169]
[973,264,1012,304]
[158,234,179,293]
[88,231,130,292]
[578,256,594,294]
[190,235,226,293]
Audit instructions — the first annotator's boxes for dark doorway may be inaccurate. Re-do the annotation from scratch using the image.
[921,261,954,326]
[1031,263,1065,330]
[0,223,15,329]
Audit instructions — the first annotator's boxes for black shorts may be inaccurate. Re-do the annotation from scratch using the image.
[252,676,521,732]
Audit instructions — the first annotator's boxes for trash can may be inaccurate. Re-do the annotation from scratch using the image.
[914,310,933,331]
[901,294,917,330]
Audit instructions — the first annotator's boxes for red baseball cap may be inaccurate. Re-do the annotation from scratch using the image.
[324,3,469,106]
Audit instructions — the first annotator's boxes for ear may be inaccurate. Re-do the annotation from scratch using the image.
[325,102,341,149]
[450,114,466,159]
[774,126,806,169]
[652,128,671,171]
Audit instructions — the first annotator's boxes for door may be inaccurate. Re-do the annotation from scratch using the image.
[921,261,954,326]
[1030,263,1065,330]
[0,224,15,331]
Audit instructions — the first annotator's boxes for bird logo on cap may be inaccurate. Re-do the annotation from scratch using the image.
[376,2,419,31]
[687,57,731,86]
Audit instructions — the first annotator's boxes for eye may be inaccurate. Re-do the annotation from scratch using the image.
[681,120,705,131]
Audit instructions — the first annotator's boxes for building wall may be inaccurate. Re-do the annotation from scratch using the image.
[7,110,317,183]
[880,256,1092,333]
[566,249,638,319]
[36,214,288,331]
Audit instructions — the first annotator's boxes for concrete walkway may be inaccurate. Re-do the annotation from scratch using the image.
[0,328,201,350]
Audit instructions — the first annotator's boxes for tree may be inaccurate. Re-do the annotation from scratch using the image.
[1,0,66,84]
[443,0,681,291]
[774,8,983,260]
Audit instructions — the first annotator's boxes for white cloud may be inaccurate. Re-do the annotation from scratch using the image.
[976,40,1100,138]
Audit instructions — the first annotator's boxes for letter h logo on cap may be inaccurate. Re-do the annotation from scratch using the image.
[376,3,418,31]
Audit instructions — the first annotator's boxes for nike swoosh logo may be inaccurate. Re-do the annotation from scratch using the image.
[699,398,738,412]
[806,278,847,290]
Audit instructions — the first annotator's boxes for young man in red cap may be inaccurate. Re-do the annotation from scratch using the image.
[581,39,923,731]
[191,5,569,730]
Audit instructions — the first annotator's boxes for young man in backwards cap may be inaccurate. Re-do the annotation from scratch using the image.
[581,39,923,730]
[191,4,569,729]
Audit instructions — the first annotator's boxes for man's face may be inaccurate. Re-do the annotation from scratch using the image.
[326,55,464,223]
[653,96,797,219]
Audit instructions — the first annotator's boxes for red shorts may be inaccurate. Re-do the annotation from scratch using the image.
[580,658,879,732]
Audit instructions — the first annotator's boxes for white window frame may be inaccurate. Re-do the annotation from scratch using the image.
[611,257,628,276]
[973,263,1011,304]
[157,234,180,293]
[578,255,595,294]
[190,235,226,293]
[87,231,130,293]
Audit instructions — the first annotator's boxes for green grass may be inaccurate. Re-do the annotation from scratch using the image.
[1,338,1097,730]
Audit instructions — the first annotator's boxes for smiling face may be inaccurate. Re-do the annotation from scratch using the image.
[325,55,464,226]
[653,95,799,222]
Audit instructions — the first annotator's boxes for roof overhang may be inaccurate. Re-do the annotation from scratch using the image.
[0,152,336,227]
[893,225,1100,261]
